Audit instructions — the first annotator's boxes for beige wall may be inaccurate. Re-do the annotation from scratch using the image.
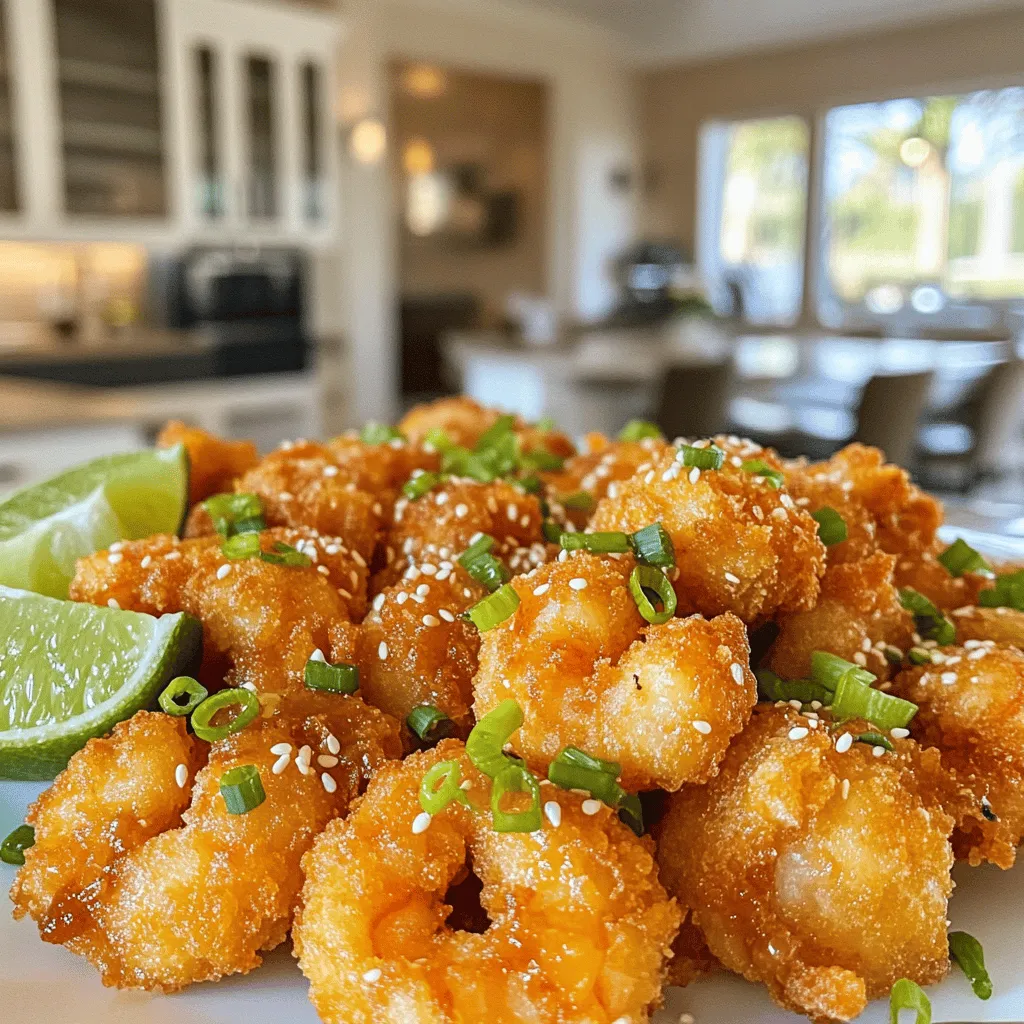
[392,63,548,323]
[640,7,1024,251]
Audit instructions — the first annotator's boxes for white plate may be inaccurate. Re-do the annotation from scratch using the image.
[2,779,1022,1024]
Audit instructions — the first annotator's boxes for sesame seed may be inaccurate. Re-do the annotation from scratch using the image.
[872,745,886,757]
[544,801,562,827]
[216,563,231,579]
[372,593,386,612]
[581,799,602,815]
[412,812,432,835]
[351,551,367,568]
[421,563,437,576]
[296,760,313,776]
[569,577,587,591]
[455,503,469,518]
[309,648,326,662]
[416,583,430,596]
[689,467,701,484]
[107,598,120,609]
[396,592,408,605]
[164,550,181,560]
[326,543,341,555]
[788,727,809,740]
[317,565,330,576]
[788,699,802,710]
[693,720,712,735]
[941,671,958,685]
[460,779,473,790]
[422,614,440,627]
[533,583,550,596]
[174,763,187,788]
[318,754,339,768]
[724,572,740,584]
[323,464,339,477]
[326,733,340,755]
[140,555,152,569]
[362,968,382,983]
[835,733,853,753]
[108,552,123,564]
[841,778,850,799]
[321,773,338,793]
[853,652,867,666]
[378,642,389,660]
[270,742,292,755]
[438,609,454,622]
[730,663,744,684]
[891,727,910,739]
[272,753,290,774]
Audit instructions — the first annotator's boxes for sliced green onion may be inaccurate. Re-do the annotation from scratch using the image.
[819,657,918,730]
[219,764,266,815]
[407,705,452,743]
[304,659,359,694]
[542,520,563,543]
[558,491,596,512]
[191,687,261,742]
[889,978,931,1024]
[755,670,831,707]
[629,523,675,568]
[907,647,932,666]
[466,698,524,778]
[464,584,520,631]
[203,493,265,536]
[516,474,542,494]
[419,759,469,815]
[883,645,905,667]
[402,471,445,500]
[948,931,992,1000]
[547,746,643,834]
[536,416,557,432]
[458,534,510,592]
[159,675,208,716]
[619,420,663,442]
[740,459,784,488]
[899,588,956,645]
[978,569,1024,611]
[812,507,848,546]
[476,413,517,451]
[629,565,677,625]
[810,651,875,691]
[261,541,312,568]
[521,447,564,472]
[560,531,631,554]
[938,538,993,578]
[0,824,34,865]
[679,444,725,470]
[491,762,542,833]
[424,426,452,451]
[618,793,645,836]
[361,422,405,445]
[223,532,261,560]
[856,731,894,752]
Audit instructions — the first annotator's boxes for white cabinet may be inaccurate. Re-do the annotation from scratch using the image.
[0,0,340,245]
[164,0,340,245]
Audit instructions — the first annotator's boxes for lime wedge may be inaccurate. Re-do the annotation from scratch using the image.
[0,445,189,598]
[0,586,202,780]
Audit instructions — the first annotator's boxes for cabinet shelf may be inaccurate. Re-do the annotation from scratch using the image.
[62,121,163,157]
[58,58,159,96]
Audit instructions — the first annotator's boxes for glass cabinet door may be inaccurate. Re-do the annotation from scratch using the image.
[244,53,278,221]
[194,45,225,220]
[53,0,166,217]
[300,59,325,225]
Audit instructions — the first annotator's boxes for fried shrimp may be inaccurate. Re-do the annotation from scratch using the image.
[294,741,681,1024]
[157,421,258,504]
[473,552,757,790]
[891,642,1024,869]
[357,566,486,734]
[237,441,383,561]
[892,545,992,612]
[11,702,401,991]
[589,438,824,624]
[766,552,914,681]
[657,706,955,1023]
[70,530,365,696]
[952,603,1024,646]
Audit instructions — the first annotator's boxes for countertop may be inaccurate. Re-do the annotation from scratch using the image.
[0,377,142,433]
[0,323,208,364]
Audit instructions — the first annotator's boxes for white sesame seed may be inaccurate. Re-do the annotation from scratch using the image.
[309,648,326,663]
[507,504,518,521]
[239,681,257,691]
[107,598,120,609]
[581,799,602,815]
[378,642,389,660]
[533,583,550,596]
[164,550,181,560]
[140,554,152,569]
[693,720,712,735]
[362,967,382,983]
[422,614,440,627]
[891,727,910,739]
[323,464,339,477]
[853,651,867,666]
[730,663,744,685]
[272,753,290,774]
[788,726,809,740]
[108,552,123,564]
[396,591,408,605]
[460,779,473,790]
[412,812,432,835]
[835,733,853,753]
[317,565,330,576]
[544,801,562,827]
[318,754,339,768]
[416,583,430,596]
[788,699,802,710]
[841,778,850,799]
[941,671,958,685]
[454,503,469,518]
[569,577,587,591]
[321,772,338,793]
[438,609,454,622]
[872,745,886,757]
[215,563,231,580]
[372,593,386,612]
[174,763,187,788]
[689,467,701,484]
[326,733,340,755]
[270,742,292,756]
[724,572,740,584]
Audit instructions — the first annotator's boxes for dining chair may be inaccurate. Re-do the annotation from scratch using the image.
[854,370,934,469]
[655,360,733,441]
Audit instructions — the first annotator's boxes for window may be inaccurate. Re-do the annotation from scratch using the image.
[698,116,810,325]
[819,87,1024,326]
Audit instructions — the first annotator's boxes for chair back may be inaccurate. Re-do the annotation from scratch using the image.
[854,371,933,468]
[974,359,1024,476]
[656,361,732,440]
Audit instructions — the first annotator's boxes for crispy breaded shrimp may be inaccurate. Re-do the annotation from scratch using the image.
[157,421,258,504]
[667,911,721,987]
[657,706,955,1023]
[766,552,914,681]
[70,530,364,696]
[590,438,824,624]
[473,552,757,790]
[892,545,992,611]
[952,603,1024,647]
[294,741,681,1024]
[237,441,382,562]
[357,566,486,733]
[785,444,942,565]
[11,702,400,991]
[891,642,1024,868]
[327,432,439,504]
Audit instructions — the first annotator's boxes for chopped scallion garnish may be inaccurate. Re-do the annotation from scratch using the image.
[466,699,524,778]
[810,652,917,730]
[628,522,675,568]
[856,731,894,752]
[402,471,445,500]
[158,675,209,717]
[360,422,405,445]
[978,569,1024,612]
[407,705,452,744]
[304,659,359,694]
[223,532,261,560]
[755,669,831,707]
[938,538,993,578]
[740,459,784,488]
[536,416,557,432]
[907,647,931,666]
[260,541,313,568]
[419,759,470,815]
[0,824,34,865]
[628,565,677,625]
[619,420,663,442]
[558,491,596,512]
[424,426,452,451]
[464,584,520,631]
[203,492,265,536]
[191,687,261,743]
[812,507,848,546]
[899,588,956,645]
[490,762,542,833]
[521,447,565,472]
[679,444,725,471]
[542,519,563,543]
[948,931,992,1000]
[560,531,631,554]
[219,764,266,815]
[458,534,511,592]
[889,978,931,1024]
[547,746,643,834]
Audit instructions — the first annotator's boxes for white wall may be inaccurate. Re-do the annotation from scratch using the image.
[336,0,639,422]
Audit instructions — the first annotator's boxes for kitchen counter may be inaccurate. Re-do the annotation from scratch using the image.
[0,377,142,433]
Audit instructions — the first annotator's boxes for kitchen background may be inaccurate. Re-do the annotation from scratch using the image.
[0,0,1022,532]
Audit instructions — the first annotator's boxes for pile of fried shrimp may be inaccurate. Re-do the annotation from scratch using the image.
[8,398,1024,1024]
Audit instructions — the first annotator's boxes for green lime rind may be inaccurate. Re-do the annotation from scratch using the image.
[0,445,189,598]
[0,586,202,780]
